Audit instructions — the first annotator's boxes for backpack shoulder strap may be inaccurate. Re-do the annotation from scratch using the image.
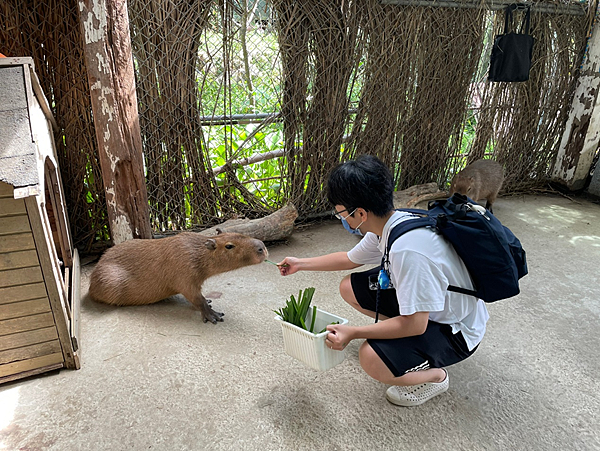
[396,207,429,215]
[388,213,479,299]
[387,216,435,248]
[375,216,434,324]
[447,285,478,296]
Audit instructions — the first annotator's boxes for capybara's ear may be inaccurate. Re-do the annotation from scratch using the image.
[205,239,217,250]
[216,228,224,235]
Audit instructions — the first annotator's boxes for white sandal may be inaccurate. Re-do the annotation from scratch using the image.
[386,369,449,407]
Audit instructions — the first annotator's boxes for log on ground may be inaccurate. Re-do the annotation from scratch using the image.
[200,204,297,242]
[393,183,449,209]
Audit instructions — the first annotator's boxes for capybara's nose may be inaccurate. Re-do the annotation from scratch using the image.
[257,243,268,258]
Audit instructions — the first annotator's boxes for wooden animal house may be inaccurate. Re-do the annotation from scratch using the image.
[0,57,81,383]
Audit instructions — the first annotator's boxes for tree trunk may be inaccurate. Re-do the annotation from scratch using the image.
[78,0,152,244]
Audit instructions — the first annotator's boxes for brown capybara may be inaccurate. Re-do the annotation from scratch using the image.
[449,159,504,212]
[88,231,268,323]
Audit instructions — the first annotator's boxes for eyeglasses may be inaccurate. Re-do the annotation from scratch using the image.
[333,207,357,221]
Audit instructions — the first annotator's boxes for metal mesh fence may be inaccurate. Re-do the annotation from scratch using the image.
[1,0,594,245]
[129,0,591,231]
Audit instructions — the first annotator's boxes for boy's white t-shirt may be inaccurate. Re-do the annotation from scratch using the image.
[346,211,489,351]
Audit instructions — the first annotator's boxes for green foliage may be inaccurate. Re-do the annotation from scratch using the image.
[207,123,284,205]
[83,157,110,243]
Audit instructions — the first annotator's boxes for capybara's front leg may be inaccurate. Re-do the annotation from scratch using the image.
[190,293,225,324]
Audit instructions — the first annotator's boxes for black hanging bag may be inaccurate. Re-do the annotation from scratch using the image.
[488,4,534,82]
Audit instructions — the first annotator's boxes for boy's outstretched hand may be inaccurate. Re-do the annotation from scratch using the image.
[277,257,299,276]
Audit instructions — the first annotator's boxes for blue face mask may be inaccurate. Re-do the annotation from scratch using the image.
[341,216,364,236]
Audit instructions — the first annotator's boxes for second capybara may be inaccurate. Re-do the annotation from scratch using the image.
[449,159,504,212]
[88,231,268,323]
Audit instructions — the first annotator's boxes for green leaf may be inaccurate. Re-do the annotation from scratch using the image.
[309,305,317,333]
[298,315,307,330]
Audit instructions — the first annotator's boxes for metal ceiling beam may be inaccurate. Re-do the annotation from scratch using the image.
[380,0,588,16]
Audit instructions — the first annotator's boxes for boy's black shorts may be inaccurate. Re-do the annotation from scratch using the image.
[351,267,478,377]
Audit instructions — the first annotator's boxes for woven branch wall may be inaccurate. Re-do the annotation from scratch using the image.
[1,0,108,251]
[0,0,593,245]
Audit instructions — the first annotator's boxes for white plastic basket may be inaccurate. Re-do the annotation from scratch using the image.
[275,308,349,371]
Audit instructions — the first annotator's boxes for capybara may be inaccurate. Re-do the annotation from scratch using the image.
[449,159,504,212]
[88,231,268,323]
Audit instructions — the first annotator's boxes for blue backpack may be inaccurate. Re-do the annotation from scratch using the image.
[384,193,528,303]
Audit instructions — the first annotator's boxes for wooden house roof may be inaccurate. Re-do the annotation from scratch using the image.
[0,63,39,188]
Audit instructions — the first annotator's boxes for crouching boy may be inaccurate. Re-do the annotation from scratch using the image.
[278,155,488,406]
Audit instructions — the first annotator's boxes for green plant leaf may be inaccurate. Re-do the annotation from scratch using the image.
[309,305,317,333]
[277,287,317,332]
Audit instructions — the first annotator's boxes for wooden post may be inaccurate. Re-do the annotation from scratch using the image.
[552,14,600,191]
[78,0,152,244]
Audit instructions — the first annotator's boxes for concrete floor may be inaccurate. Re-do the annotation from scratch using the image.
[1,193,599,451]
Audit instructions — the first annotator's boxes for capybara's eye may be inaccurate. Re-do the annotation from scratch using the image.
[225,243,235,249]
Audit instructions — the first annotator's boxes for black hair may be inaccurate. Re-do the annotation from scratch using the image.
[327,155,394,217]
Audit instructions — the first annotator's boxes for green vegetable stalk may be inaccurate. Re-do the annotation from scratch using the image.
[274,287,316,332]
[274,287,339,334]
